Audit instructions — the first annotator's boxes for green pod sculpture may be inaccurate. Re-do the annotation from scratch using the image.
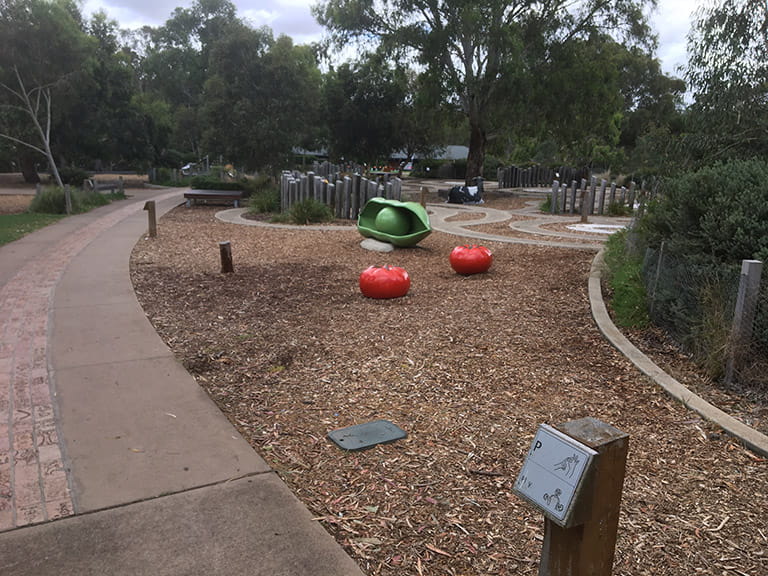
[357,197,432,247]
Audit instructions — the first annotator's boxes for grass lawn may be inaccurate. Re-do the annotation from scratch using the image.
[0,212,65,246]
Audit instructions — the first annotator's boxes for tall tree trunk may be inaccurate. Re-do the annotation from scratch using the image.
[466,107,486,184]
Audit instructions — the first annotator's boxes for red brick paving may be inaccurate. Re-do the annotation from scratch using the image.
[0,195,176,531]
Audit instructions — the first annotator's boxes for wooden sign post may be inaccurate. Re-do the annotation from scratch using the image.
[143,201,157,238]
[515,417,629,576]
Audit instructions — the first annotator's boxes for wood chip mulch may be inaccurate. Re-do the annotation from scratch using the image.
[130,205,767,576]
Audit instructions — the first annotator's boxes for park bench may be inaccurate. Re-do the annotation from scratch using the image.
[84,178,125,194]
[184,189,243,207]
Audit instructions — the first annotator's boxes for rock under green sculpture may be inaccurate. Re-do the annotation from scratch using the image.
[357,197,432,247]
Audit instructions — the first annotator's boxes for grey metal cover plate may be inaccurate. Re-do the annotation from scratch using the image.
[328,419,407,451]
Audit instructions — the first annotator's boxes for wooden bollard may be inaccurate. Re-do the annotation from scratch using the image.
[580,190,590,224]
[420,186,428,207]
[143,201,157,237]
[219,241,234,273]
[538,418,628,576]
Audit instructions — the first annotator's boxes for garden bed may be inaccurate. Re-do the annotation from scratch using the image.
[130,205,767,576]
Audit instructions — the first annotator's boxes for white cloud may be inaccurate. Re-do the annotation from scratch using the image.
[82,0,700,72]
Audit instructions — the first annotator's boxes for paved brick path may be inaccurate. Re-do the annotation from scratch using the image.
[0,193,177,531]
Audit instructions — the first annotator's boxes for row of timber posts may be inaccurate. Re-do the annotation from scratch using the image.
[280,170,403,219]
[550,177,641,216]
[497,165,556,188]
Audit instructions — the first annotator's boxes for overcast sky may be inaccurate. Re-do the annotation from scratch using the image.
[82,0,700,77]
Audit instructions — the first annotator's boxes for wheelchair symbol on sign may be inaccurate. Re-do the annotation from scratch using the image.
[543,488,564,512]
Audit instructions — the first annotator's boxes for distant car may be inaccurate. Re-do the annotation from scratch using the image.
[181,163,198,176]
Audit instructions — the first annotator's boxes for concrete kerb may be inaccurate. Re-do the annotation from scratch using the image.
[589,249,768,457]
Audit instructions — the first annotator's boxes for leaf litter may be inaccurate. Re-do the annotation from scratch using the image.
[130,203,767,576]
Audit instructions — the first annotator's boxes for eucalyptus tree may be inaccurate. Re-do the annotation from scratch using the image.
[47,11,171,170]
[140,0,242,157]
[201,27,323,171]
[314,0,657,182]
[323,54,410,162]
[0,0,92,184]
[685,0,768,164]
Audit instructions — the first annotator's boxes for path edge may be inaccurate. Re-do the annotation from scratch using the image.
[589,248,768,457]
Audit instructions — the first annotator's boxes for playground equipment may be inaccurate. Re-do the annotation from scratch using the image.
[357,198,432,247]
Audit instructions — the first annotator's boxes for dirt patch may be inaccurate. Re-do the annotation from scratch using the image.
[0,195,33,215]
[130,206,767,576]
[0,173,36,189]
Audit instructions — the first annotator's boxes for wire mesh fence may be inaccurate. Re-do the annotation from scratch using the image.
[641,245,766,393]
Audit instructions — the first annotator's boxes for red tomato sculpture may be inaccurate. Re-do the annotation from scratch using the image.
[359,265,411,299]
[449,244,493,275]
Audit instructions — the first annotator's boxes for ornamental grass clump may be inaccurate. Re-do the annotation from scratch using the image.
[286,198,334,225]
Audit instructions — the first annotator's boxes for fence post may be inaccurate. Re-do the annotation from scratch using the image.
[597,179,607,215]
[725,259,764,384]
[64,185,72,215]
[551,180,560,214]
[569,180,577,215]
[648,241,666,317]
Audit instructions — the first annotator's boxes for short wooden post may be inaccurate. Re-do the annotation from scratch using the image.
[143,201,157,237]
[569,180,577,214]
[420,186,428,207]
[551,180,560,214]
[219,241,234,273]
[64,185,72,215]
[538,418,629,576]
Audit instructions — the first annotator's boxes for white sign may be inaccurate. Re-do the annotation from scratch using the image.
[514,424,597,527]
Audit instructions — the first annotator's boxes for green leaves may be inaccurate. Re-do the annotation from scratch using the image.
[685,0,768,164]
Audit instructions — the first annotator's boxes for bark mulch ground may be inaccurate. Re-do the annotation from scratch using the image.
[130,204,767,576]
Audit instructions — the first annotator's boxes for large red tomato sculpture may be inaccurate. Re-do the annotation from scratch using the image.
[449,244,493,275]
[359,265,411,299]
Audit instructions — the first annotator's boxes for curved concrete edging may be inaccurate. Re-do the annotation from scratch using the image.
[589,249,768,457]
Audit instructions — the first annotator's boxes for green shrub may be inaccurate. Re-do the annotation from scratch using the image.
[249,189,280,213]
[410,159,444,178]
[28,186,112,214]
[539,196,552,212]
[606,201,633,217]
[58,166,90,186]
[190,176,243,191]
[641,158,768,262]
[483,155,504,180]
[287,198,333,224]
[241,174,275,199]
[29,187,79,214]
[603,230,650,328]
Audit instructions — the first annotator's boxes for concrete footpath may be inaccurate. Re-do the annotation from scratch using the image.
[0,189,364,575]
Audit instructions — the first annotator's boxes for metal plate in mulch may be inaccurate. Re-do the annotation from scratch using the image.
[328,419,407,451]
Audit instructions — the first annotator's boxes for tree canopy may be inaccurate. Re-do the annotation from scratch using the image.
[685,0,768,164]
[314,0,659,181]
[0,0,705,183]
